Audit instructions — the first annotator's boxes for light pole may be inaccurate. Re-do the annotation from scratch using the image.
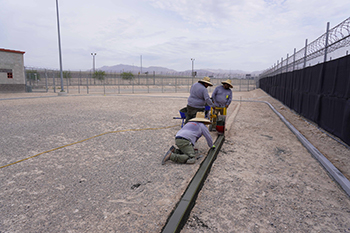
[91,52,96,84]
[55,0,64,92]
[191,58,195,84]
[140,55,142,74]
[91,53,96,72]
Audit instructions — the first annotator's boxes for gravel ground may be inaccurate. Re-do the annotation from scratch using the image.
[0,93,215,232]
[0,90,349,233]
[183,90,350,233]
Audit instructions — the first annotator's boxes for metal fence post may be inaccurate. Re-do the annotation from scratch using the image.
[303,39,308,68]
[324,22,330,63]
[293,48,296,71]
[66,75,69,93]
[78,70,81,94]
[118,72,120,94]
[280,57,283,74]
[87,71,89,94]
[45,69,48,92]
[147,75,149,93]
[175,77,177,93]
[53,71,56,93]
[132,77,134,94]
[273,60,280,75]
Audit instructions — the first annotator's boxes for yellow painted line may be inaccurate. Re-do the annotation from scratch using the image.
[0,124,179,169]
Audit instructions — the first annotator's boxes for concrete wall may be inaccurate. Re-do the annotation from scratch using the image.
[0,48,26,92]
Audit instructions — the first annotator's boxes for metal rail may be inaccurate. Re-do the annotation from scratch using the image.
[162,98,350,232]
[234,99,350,197]
[161,135,225,233]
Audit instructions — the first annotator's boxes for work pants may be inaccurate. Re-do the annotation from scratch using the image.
[185,105,204,124]
[170,138,195,164]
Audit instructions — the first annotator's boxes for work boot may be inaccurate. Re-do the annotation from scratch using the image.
[162,146,176,165]
[186,158,196,164]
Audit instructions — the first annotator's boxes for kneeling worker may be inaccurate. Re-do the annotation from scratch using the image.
[162,112,215,165]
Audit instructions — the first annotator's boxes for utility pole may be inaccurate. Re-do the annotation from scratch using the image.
[91,53,96,72]
[91,53,96,84]
[55,0,64,93]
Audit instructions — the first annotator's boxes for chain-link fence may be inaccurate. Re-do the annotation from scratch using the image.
[24,69,256,94]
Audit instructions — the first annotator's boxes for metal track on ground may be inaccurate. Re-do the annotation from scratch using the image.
[161,135,225,233]
[162,99,350,232]
[235,99,350,197]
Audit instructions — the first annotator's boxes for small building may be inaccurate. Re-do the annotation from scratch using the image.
[0,48,26,92]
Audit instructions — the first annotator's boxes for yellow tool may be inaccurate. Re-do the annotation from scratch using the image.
[209,107,227,134]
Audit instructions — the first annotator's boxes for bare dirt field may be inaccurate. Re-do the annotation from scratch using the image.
[0,89,349,232]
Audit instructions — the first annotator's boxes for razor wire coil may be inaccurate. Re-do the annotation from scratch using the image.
[260,17,350,78]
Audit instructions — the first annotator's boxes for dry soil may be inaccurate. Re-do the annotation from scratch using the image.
[0,89,349,233]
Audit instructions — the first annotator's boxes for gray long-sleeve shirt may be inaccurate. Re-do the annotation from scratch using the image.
[175,121,213,148]
[212,85,232,107]
[187,82,214,109]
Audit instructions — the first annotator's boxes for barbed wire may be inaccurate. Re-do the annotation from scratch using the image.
[260,17,350,78]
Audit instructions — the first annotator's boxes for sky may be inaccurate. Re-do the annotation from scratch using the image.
[0,0,349,73]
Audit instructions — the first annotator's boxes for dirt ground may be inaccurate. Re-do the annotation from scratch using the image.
[0,92,216,232]
[0,89,349,232]
[183,89,350,232]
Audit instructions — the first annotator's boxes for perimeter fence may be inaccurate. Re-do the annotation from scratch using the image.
[259,17,350,146]
[24,70,256,94]
[260,17,350,78]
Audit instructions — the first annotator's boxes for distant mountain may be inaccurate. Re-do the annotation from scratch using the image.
[97,64,262,78]
[98,64,177,74]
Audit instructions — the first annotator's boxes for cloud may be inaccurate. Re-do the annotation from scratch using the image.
[1,0,349,72]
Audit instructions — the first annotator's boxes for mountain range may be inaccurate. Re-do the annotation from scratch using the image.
[98,64,262,78]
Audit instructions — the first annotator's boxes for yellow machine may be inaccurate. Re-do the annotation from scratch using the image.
[209,107,227,134]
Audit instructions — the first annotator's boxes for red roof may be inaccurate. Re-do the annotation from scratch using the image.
[0,48,25,54]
